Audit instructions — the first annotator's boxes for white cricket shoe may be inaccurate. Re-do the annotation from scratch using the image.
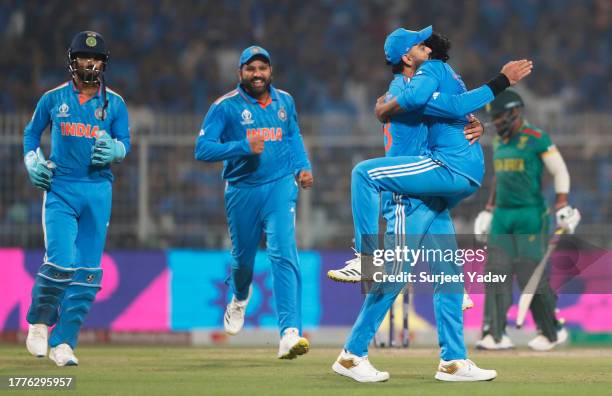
[528,327,568,351]
[462,293,475,311]
[332,350,390,383]
[435,359,497,382]
[475,334,515,350]
[223,287,252,335]
[327,251,361,283]
[49,344,79,367]
[26,324,48,358]
[277,328,309,359]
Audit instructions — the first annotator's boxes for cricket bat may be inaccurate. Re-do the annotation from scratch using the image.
[515,228,565,328]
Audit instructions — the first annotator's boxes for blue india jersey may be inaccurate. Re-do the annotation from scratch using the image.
[396,60,491,185]
[23,80,130,182]
[195,84,311,186]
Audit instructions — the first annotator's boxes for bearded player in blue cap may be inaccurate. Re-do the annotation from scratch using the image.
[24,31,129,366]
[329,26,532,382]
[195,46,313,359]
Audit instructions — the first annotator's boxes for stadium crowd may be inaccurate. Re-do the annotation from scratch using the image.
[0,0,610,249]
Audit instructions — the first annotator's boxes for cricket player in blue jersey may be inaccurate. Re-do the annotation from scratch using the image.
[195,46,313,359]
[24,31,129,366]
[328,27,532,382]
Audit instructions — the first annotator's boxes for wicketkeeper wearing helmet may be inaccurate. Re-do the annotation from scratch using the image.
[23,31,130,366]
[474,89,581,351]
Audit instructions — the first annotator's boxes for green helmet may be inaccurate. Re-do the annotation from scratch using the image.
[485,89,524,116]
[486,89,524,138]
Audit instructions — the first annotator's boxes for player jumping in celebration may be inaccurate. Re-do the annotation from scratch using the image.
[24,31,129,366]
[328,26,532,382]
[195,46,313,359]
[473,90,580,351]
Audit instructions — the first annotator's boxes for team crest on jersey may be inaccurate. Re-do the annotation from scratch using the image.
[94,107,107,120]
[57,103,70,117]
[278,108,287,121]
[518,136,529,149]
[240,109,254,125]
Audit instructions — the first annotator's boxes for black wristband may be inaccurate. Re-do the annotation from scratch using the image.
[486,73,511,96]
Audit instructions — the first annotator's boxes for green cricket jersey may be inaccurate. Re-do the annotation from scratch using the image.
[493,121,555,208]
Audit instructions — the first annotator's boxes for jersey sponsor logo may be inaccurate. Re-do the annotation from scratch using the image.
[494,158,525,172]
[57,103,70,117]
[240,109,254,125]
[277,107,287,121]
[246,127,283,141]
[60,122,100,138]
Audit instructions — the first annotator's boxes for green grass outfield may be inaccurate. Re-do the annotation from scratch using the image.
[1,345,611,396]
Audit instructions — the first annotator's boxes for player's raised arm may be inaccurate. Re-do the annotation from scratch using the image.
[194,103,253,162]
[377,60,534,121]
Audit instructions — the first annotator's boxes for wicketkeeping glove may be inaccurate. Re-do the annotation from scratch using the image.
[91,130,126,166]
[24,148,54,191]
[555,205,581,234]
[474,209,493,242]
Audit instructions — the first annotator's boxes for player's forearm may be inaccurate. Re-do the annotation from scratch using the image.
[289,135,312,172]
[554,193,569,209]
[23,125,44,155]
[194,138,251,162]
[375,98,403,120]
[423,86,495,119]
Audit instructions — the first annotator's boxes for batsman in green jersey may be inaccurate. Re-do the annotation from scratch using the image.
[473,90,581,351]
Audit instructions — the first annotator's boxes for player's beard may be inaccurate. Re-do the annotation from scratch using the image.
[75,65,102,85]
[241,75,272,98]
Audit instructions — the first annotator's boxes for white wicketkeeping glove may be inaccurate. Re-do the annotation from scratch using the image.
[474,209,493,243]
[556,205,581,234]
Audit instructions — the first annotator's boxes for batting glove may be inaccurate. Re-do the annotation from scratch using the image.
[555,205,581,234]
[474,209,493,242]
[91,131,126,166]
[24,148,54,191]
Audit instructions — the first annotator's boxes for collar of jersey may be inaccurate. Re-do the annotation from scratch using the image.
[237,84,279,104]
[70,80,102,98]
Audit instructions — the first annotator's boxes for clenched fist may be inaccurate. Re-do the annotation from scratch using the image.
[248,134,265,154]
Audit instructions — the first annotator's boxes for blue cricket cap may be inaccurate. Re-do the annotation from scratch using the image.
[239,45,271,68]
[384,26,433,65]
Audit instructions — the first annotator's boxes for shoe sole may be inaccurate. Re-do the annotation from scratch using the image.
[327,271,361,283]
[332,362,389,383]
[435,372,496,382]
[279,338,310,360]
[49,356,79,367]
[475,344,515,351]
[26,346,47,358]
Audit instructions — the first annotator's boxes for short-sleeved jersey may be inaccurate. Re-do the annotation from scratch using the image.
[195,84,311,187]
[23,81,130,182]
[493,122,554,208]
